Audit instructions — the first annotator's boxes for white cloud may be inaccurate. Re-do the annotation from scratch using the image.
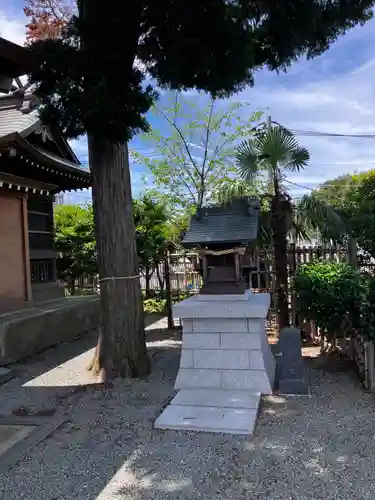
[2,4,374,201]
[238,21,375,197]
[69,137,88,160]
[0,11,26,46]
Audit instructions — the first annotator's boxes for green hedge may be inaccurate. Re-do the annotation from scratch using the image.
[295,261,362,343]
[143,291,194,314]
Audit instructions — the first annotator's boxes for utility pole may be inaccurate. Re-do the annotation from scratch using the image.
[267,115,273,186]
[267,115,272,131]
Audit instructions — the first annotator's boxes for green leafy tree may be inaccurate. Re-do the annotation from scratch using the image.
[311,170,375,256]
[218,125,343,329]
[133,195,169,297]
[295,261,361,350]
[132,93,262,209]
[25,0,375,379]
[342,171,375,259]
[312,173,363,209]
[54,204,96,294]
[138,187,192,248]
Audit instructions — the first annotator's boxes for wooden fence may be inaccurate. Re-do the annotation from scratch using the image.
[70,244,360,302]
[64,244,375,390]
[349,333,375,391]
[138,244,354,313]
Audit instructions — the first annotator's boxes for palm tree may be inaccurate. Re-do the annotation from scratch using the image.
[217,125,344,330]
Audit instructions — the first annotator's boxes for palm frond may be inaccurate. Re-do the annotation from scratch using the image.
[283,146,310,172]
[214,180,254,204]
[296,194,348,242]
[290,219,314,243]
[237,126,310,181]
[235,140,263,183]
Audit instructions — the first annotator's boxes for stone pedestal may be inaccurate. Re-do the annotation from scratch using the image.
[154,291,275,435]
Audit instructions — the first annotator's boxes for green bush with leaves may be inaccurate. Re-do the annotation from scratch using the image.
[359,275,375,341]
[143,298,167,314]
[295,261,362,347]
[143,291,195,315]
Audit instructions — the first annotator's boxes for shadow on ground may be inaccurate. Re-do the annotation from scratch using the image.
[1,325,375,500]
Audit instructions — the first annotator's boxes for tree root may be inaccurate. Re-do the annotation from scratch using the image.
[87,330,103,377]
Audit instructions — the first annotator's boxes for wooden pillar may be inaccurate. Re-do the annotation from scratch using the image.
[234,252,240,283]
[202,254,208,281]
[20,197,32,301]
[165,250,173,330]
[289,243,297,327]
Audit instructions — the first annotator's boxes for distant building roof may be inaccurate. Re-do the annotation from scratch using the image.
[182,198,260,248]
[0,37,35,85]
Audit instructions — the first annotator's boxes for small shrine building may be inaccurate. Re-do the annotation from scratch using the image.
[0,37,91,314]
[182,198,260,294]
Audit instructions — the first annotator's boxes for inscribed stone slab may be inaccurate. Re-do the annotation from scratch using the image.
[278,327,308,395]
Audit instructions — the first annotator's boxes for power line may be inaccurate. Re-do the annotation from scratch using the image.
[285,179,314,192]
[292,129,375,139]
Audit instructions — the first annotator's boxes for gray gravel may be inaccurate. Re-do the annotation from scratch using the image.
[1,325,375,500]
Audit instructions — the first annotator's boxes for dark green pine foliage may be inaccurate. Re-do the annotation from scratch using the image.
[27,0,374,377]
[29,0,374,145]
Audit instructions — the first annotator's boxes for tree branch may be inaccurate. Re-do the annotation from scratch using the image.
[156,106,203,181]
[157,136,201,193]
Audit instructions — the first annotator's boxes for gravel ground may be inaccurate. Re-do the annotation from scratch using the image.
[1,321,375,500]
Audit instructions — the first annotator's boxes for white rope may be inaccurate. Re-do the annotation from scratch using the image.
[98,275,139,283]
[199,247,246,256]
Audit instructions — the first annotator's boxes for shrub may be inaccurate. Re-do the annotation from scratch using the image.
[143,291,194,314]
[294,261,362,346]
[359,275,375,341]
[143,298,167,314]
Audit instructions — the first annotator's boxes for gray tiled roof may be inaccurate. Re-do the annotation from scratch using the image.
[34,147,89,173]
[182,199,259,248]
[0,89,89,176]
[0,100,38,138]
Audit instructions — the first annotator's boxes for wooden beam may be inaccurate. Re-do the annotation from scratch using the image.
[0,171,58,193]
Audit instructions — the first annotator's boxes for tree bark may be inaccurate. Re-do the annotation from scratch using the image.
[165,250,174,330]
[156,263,165,294]
[271,185,290,331]
[69,277,76,296]
[145,269,151,298]
[89,135,150,380]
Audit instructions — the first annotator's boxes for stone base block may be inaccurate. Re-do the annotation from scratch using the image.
[154,389,260,435]
[175,368,274,393]
[0,296,99,365]
[171,389,260,408]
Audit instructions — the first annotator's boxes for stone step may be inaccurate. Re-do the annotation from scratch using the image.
[154,390,261,435]
[171,389,260,409]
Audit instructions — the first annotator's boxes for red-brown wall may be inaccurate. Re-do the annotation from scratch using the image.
[0,194,29,313]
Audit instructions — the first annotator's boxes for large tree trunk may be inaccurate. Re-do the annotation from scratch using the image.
[89,135,150,380]
[271,185,290,331]
[69,277,76,296]
[156,262,165,294]
[145,269,151,298]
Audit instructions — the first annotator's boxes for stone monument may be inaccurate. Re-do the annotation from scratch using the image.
[154,198,275,435]
[278,327,308,395]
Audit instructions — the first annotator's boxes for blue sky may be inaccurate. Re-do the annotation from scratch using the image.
[2,3,375,204]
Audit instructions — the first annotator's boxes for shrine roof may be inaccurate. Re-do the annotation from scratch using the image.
[0,37,34,80]
[182,198,260,248]
[0,95,39,137]
[0,86,90,190]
